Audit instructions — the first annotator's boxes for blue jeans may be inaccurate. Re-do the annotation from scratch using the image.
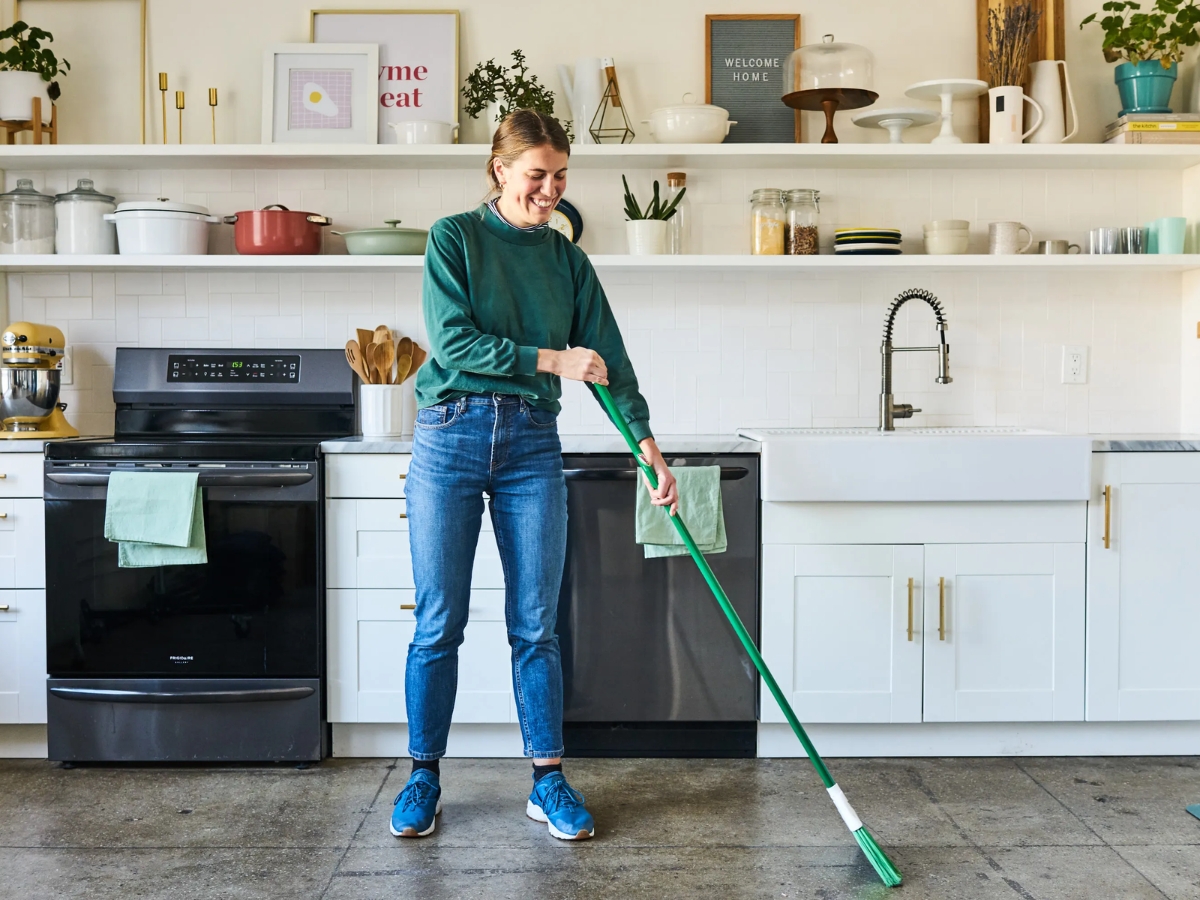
[404,393,568,760]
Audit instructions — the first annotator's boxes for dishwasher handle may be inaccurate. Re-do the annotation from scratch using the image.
[46,470,314,487]
[49,685,315,704]
[563,466,748,481]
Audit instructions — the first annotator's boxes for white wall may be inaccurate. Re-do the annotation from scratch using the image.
[10,0,1130,146]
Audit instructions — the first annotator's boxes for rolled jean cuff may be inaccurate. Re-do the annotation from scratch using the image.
[524,746,565,759]
[408,748,445,762]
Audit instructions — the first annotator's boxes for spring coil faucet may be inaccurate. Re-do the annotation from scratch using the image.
[879,288,951,431]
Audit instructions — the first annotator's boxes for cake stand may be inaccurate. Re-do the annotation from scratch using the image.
[904,79,989,144]
[782,88,878,144]
[851,107,941,143]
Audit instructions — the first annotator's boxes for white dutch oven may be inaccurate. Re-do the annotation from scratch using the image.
[105,198,220,255]
[644,94,736,144]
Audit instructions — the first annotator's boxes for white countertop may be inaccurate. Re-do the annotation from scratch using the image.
[321,434,761,455]
[0,439,46,452]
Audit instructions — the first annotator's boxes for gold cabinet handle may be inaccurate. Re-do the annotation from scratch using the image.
[938,577,946,641]
[1103,484,1112,549]
[0,604,9,611]
[398,512,407,519]
[906,577,914,642]
[400,602,416,610]
[398,473,406,479]
[0,473,7,479]
[0,512,8,519]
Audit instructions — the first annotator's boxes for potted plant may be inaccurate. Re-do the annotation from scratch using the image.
[622,175,686,256]
[1081,0,1200,115]
[0,21,69,124]
[462,50,560,130]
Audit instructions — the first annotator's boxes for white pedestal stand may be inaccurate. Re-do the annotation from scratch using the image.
[904,79,989,144]
[851,108,940,143]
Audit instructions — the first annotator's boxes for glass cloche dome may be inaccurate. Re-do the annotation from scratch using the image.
[781,34,877,144]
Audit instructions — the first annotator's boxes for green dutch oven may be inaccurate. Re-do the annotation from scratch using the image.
[333,219,429,255]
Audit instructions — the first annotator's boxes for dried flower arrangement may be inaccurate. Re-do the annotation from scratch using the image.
[986,2,1044,87]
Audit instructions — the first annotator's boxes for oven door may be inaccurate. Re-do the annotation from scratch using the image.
[44,461,322,679]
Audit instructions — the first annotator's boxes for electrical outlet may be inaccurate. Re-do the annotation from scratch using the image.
[59,353,72,385]
[1062,345,1088,384]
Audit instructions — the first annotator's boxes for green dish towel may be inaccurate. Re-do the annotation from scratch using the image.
[635,465,726,558]
[103,471,208,567]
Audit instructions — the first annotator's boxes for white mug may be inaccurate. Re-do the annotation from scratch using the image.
[988,221,1033,254]
[389,120,459,145]
[988,86,1043,144]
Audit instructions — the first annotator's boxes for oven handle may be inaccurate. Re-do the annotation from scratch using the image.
[563,466,748,481]
[45,471,314,486]
[49,685,315,704]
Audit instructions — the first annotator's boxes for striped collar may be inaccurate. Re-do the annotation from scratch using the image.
[487,197,549,233]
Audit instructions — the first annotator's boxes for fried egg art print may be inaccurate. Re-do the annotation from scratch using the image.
[288,69,353,129]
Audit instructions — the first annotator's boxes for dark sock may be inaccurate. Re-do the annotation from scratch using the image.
[412,758,440,777]
[533,762,562,783]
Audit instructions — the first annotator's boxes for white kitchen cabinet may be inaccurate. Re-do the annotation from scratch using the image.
[762,544,924,724]
[0,499,45,588]
[0,590,46,723]
[923,543,1084,722]
[1087,453,1200,721]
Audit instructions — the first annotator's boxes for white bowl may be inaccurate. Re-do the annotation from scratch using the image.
[643,94,736,144]
[924,232,970,255]
[923,219,970,232]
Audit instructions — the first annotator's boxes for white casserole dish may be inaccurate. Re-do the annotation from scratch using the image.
[104,198,220,255]
[644,94,736,144]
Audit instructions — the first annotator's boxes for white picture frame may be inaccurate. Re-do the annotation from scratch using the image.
[262,43,380,144]
[311,10,459,145]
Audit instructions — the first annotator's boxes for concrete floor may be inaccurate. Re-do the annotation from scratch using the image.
[1,757,1198,900]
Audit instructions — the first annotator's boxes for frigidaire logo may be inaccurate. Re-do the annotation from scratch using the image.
[169,655,194,664]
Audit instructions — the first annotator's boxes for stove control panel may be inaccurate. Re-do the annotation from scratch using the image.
[167,354,300,383]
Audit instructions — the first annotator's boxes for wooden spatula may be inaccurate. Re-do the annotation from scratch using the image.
[375,340,396,385]
[344,340,371,383]
[356,328,373,351]
[394,336,413,385]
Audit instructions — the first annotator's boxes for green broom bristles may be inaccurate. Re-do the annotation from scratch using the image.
[853,826,903,887]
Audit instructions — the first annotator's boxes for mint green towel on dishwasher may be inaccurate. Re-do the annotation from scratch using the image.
[103,471,208,567]
[635,465,726,558]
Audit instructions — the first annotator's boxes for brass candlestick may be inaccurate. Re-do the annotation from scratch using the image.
[158,72,168,144]
[175,91,185,144]
[208,88,217,143]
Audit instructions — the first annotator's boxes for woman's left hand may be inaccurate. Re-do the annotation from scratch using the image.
[638,438,678,516]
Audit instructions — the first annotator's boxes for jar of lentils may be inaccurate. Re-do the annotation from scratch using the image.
[784,189,820,255]
[749,188,786,255]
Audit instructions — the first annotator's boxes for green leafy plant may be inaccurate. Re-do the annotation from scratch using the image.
[1081,0,1200,66]
[0,21,70,100]
[462,50,558,122]
[622,175,686,221]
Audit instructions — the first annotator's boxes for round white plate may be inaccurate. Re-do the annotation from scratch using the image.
[904,79,989,102]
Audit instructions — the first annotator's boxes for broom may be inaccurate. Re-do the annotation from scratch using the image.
[593,384,902,888]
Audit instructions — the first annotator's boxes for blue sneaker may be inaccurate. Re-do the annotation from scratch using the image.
[390,768,442,837]
[526,771,595,840]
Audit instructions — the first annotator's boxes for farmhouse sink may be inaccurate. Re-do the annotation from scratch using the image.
[736,427,1092,502]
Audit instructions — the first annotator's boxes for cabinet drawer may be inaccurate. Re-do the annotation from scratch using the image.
[0,589,46,724]
[0,453,43,498]
[357,589,506,622]
[326,454,411,498]
[0,500,44,588]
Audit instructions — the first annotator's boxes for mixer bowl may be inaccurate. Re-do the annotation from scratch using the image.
[0,366,61,420]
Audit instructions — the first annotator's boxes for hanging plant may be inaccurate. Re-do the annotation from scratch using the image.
[0,20,70,100]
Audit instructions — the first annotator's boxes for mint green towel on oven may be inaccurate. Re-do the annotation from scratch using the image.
[103,471,208,567]
[635,465,726,558]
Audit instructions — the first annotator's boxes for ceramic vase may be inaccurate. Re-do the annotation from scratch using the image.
[0,71,51,123]
[1027,60,1078,143]
[558,58,602,145]
[359,384,405,438]
[626,220,668,255]
[988,86,1043,144]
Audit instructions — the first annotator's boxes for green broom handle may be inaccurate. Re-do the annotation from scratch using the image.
[593,385,834,789]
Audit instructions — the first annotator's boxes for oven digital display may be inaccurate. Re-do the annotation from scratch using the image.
[168,354,300,383]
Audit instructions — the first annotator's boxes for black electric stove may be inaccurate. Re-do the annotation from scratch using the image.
[44,348,354,763]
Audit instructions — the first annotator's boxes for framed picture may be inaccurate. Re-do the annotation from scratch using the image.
[706,14,801,143]
[262,43,379,144]
[311,9,460,144]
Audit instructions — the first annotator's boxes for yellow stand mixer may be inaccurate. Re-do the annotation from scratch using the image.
[0,321,79,438]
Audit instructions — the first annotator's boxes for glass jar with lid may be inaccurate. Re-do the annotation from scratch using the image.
[784,189,820,255]
[749,188,785,255]
[782,35,878,143]
[0,178,55,254]
[54,178,117,255]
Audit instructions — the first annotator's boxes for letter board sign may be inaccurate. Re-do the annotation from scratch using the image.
[706,14,801,143]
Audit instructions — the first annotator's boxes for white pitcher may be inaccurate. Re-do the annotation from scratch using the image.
[1026,60,1078,143]
[988,86,1043,144]
[557,58,603,145]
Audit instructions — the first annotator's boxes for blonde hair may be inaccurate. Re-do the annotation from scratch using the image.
[486,109,571,197]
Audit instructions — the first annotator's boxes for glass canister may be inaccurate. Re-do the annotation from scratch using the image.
[784,189,820,255]
[54,178,117,255]
[750,188,785,255]
[0,178,55,254]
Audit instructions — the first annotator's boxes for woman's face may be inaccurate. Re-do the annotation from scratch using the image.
[494,145,569,226]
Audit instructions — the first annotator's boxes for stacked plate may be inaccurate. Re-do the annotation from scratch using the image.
[834,228,902,255]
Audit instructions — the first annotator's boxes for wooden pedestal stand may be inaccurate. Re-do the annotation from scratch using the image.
[782,88,878,144]
[0,97,57,145]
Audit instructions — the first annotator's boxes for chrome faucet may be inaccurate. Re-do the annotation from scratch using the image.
[879,288,951,431]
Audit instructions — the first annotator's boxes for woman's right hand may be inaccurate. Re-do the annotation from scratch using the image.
[537,347,608,385]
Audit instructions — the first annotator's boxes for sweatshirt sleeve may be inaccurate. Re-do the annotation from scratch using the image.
[421,219,540,377]
[568,251,653,443]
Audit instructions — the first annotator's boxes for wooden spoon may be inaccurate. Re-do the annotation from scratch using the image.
[373,324,391,347]
[344,340,371,383]
[356,328,373,351]
[375,340,396,385]
[364,341,380,383]
[394,336,413,385]
[405,343,427,383]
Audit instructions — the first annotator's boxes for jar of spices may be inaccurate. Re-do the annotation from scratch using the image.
[749,188,785,255]
[784,189,820,255]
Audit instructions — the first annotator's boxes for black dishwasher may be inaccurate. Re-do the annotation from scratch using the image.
[558,453,759,757]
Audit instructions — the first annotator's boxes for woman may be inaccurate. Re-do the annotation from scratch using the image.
[389,109,677,842]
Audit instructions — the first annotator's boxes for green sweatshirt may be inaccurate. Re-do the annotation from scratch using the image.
[416,204,653,442]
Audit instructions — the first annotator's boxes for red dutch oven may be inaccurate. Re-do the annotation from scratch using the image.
[223,204,332,255]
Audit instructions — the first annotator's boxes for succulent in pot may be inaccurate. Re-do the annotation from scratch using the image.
[0,21,69,123]
[622,175,687,256]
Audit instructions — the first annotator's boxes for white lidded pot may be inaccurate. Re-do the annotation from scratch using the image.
[644,93,736,144]
[54,179,117,255]
[388,120,459,144]
[105,198,220,255]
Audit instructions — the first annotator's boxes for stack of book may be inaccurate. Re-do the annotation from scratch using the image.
[1104,113,1200,144]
